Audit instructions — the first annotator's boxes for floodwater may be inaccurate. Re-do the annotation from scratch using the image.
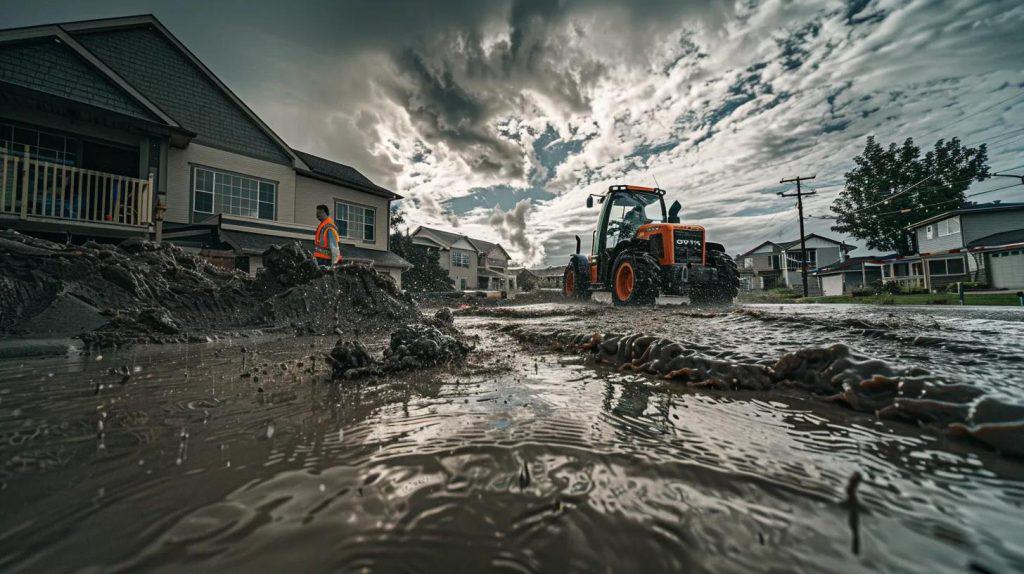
[1,303,1023,572]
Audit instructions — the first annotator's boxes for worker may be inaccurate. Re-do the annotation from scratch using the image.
[313,204,342,266]
[620,204,647,239]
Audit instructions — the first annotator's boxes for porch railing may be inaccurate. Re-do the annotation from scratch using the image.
[0,146,153,227]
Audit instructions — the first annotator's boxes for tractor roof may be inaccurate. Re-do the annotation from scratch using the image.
[608,185,666,196]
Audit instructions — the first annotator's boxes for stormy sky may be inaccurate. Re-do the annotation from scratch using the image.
[6,0,1024,265]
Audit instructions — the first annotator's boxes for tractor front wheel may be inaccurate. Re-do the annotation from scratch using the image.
[611,252,658,306]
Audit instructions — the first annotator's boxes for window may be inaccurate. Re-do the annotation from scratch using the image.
[335,201,376,242]
[1,121,78,165]
[193,167,275,220]
[938,217,961,237]
[928,257,967,276]
[925,225,934,240]
[451,250,470,268]
[786,250,816,270]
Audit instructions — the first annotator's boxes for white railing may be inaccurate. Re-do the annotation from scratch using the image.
[0,146,153,227]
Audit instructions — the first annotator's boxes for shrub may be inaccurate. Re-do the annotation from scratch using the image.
[881,281,902,295]
[850,286,875,297]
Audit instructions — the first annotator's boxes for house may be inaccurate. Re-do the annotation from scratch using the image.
[516,266,563,290]
[737,234,855,294]
[813,256,883,296]
[906,201,1024,291]
[0,15,411,285]
[876,253,926,290]
[410,226,516,291]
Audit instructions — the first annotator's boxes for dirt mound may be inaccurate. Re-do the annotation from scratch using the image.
[502,326,1024,458]
[327,323,471,380]
[0,230,419,346]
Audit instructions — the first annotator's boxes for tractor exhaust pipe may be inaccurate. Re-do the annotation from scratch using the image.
[574,235,581,254]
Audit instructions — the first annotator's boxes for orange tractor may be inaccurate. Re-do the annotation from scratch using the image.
[563,185,739,305]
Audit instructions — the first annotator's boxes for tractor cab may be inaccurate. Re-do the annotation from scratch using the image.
[565,185,739,305]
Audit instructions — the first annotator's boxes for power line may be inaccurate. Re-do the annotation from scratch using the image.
[916,92,1024,141]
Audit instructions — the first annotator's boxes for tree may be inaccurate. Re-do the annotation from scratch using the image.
[388,204,453,292]
[830,136,989,254]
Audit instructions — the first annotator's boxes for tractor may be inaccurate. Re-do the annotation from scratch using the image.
[563,185,739,306]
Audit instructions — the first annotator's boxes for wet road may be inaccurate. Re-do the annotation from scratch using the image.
[1,304,1023,572]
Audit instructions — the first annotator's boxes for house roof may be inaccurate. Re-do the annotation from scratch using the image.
[907,202,1024,230]
[813,256,882,276]
[966,229,1024,249]
[61,15,300,166]
[738,241,782,258]
[293,149,399,200]
[777,234,854,251]
[467,237,512,260]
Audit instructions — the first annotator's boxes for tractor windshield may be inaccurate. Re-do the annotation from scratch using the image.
[604,192,666,249]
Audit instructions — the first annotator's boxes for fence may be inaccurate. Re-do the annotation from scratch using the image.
[0,147,153,227]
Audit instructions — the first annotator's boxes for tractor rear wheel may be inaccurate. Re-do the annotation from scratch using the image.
[611,252,658,306]
[562,261,591,301]
[691,245,739,305]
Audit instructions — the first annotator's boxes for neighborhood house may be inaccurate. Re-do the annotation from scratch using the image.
[410,226,516,291]
[736,234,855,295]
[0,15,411,285]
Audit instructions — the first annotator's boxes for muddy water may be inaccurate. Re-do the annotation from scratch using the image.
[1,304,1023,572]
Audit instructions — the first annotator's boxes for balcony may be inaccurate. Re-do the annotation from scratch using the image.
[1,148,153,230]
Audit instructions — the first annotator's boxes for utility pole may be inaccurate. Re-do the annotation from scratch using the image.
[779,175,816,296]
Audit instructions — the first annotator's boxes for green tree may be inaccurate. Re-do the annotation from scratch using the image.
[830,136,989,254]
[388,204,452,292]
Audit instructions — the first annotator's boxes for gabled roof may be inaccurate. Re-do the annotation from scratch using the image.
[907,202,1024,230]
[738,240,783,258]
[467,237,512,260]
[412,226,472,249]
[813,256,882,276]
[0,25,184,131]
[13,14,305,167]
[777,234,854,251]
[292,149,399,200]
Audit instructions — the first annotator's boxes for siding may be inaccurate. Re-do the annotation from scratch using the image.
[165,143,296,224]
[0,38,157,121]
[449,247,477,288]
[815,246,843,267]
[293,175,388,251]
[916,216,964,253]
[73,27,292,165]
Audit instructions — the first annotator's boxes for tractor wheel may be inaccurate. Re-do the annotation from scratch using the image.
[562,261,591,301]
[611,252,658,306]
[692,246,739,305]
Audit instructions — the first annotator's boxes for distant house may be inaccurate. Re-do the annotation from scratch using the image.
[410,226,516,291]
[0,15,410,284]
[518,266,565,290]
[736,234,855,295]
[906,201,1024,291]
[813,256,883,296]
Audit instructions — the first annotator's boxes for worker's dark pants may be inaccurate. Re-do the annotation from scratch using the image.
[316,258,333,268]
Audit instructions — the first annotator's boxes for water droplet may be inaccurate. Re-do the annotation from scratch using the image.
[266,422,275,439]
[337,429,344,442]
[95,355,103,361]
[319,484,326,493]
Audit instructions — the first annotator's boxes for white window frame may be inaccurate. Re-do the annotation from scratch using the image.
[925,225,934,240]
[938,217,961,237]
[334,200,376,243]
[451,249,470,268]
[927,256,967,276]
[193,166,276,220]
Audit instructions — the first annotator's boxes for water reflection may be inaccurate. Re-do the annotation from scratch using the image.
[0,319,1022,572]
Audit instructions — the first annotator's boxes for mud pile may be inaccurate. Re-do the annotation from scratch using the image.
[327,319,471,380]
[503,326,1024,457]
[0,230,419,346]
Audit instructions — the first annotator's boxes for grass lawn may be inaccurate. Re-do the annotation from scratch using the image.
[739,291,1024,306]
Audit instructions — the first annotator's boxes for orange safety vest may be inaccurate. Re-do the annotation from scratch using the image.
[314,217,342,262]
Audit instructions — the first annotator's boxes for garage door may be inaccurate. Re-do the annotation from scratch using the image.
[990,250,1024,289]
[821,274,844,296]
